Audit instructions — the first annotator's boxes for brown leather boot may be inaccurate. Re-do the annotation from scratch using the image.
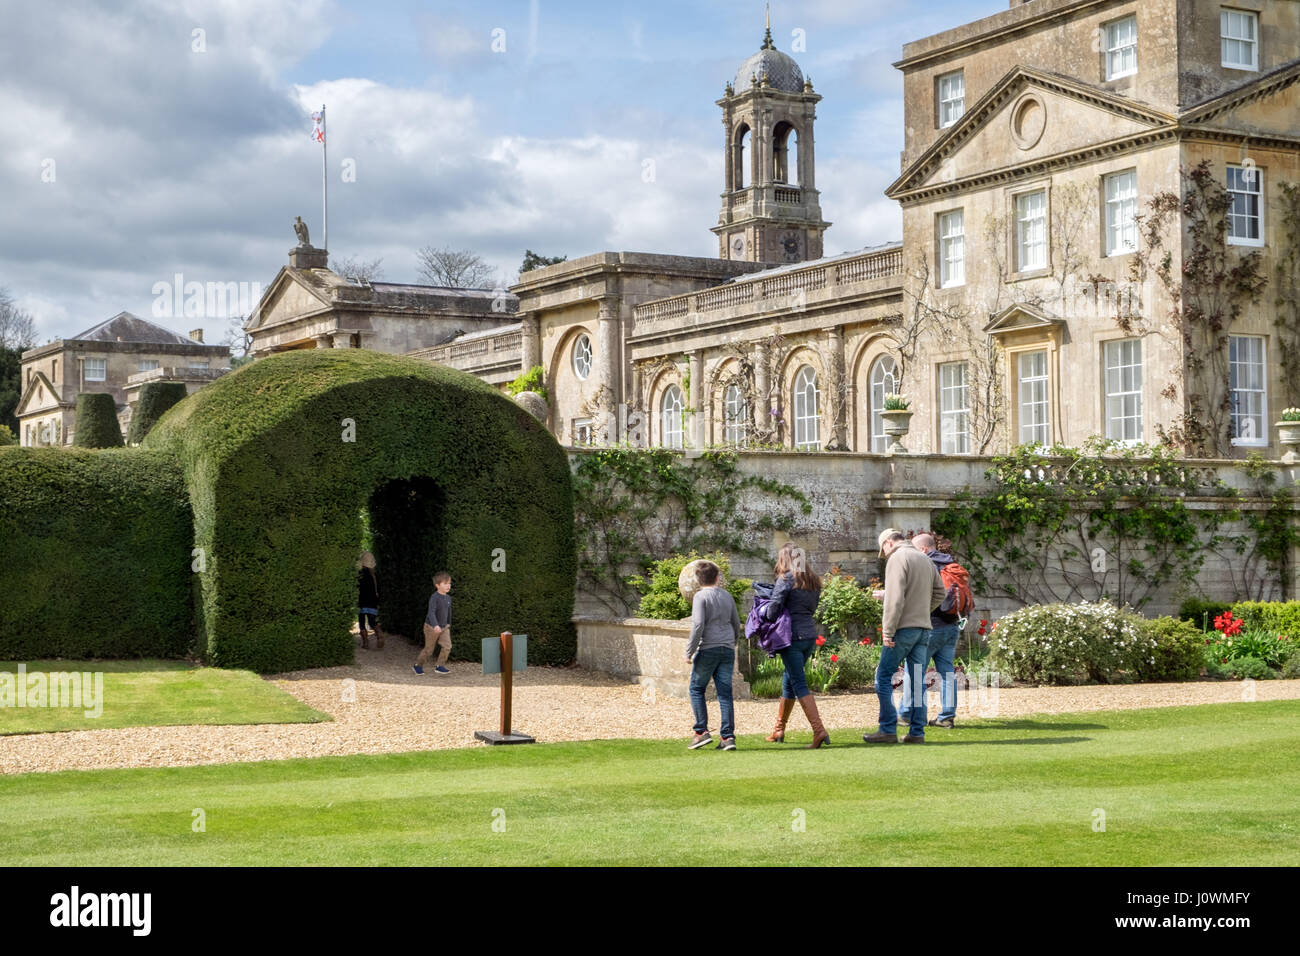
[798,695,830,749]
[766,698,796,743]
[359,629,370,650]
[374,627,385,649]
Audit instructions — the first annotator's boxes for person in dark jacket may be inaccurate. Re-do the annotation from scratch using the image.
[357,551,383,650]
[761,542,829,748]
[899,533,962,728]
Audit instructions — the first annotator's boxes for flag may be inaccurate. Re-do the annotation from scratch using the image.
[311,110,325,144]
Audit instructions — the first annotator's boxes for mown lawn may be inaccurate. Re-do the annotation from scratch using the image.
[1,699,1297,865]
[0,660,329,735]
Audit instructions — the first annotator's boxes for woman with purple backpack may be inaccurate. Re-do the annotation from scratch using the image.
[761,543,829,749]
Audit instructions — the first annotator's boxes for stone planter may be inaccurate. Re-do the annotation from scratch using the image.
[879,409,913,454]
[1277,420,1300,464]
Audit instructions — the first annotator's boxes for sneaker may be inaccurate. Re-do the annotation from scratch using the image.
[412,665,424,675]
[928,717,954,729]
[433,666,450,675]
[689,732,713,750]
[863,732,899,744]
[902,734,926,744]
[716,738,736,751]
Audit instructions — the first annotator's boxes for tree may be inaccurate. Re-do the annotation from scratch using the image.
[72,393,123,448]
[0,288,36,351]
[521,250,567,274]
[330,254,385,281]
[221,314,253,368]
[415,246,496,288]
[0,288,35,433]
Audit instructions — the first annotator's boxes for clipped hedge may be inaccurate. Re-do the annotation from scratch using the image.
[1135,617,1205,682]
[1230,601,1300,638]
[127,381,188,445]
[145,349,576,673]
[0,447,193,658]
[72,393,124,448]
[1178,597,1233,630]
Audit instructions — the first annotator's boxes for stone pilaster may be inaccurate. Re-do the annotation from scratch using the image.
[596,296,621,443]
[826,325,846,450]
[754,341,771,435]
[689,350,704,448]
[520,313,541,370]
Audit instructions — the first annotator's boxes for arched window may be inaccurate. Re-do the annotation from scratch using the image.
[572,333,592,380]
[869,355,900,453]
[773,122,798,185]
[724,384,748,445]
[736,124,751,190]
[661,384,684,449]
[793,365,820,450]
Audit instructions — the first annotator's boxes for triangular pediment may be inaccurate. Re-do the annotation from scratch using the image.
[983,302,1065,336]
[889,68,1175,199]
[1181,61,1300,142]
[14,371,68,418]
[245,268,334,331]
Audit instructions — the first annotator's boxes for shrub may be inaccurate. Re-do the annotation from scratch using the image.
[750,656,785,698]
[814,571,881,644]
[829,638,880,690]
[1225,655,1276,680]
[1135,617,1206,682]
[1205,627,1294,669]
[505,365,547,403]
[144,349,576,673]
[988,601,1155,685]
[72,393,123,448]
[628,551,750,621]
[0,424,15,446]
[126,382,188,445]
[1178,597,1233,630]
[1282,655,1300,679]
[0,447,193,658]
[1230,601,1300,639]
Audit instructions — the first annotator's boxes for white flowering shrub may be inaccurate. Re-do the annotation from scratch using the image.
[988,601,1156,685]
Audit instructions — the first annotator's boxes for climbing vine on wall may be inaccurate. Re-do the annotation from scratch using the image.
[571,447,810,615]
[1274,182,1300,409]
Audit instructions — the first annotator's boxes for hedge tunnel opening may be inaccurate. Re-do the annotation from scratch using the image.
[366,476,448,642]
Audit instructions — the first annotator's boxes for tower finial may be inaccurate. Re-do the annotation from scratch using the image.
[762,3,774,49]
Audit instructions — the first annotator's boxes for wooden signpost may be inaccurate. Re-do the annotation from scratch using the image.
[474,631,534,745]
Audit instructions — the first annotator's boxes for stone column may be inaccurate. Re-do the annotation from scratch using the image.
[754,341,771,435]
[314,334,333,349]
[689,350,704,448]
[520,312,541,370]
[801,103,817,191]
[597,296,621,443]
[826,326,846,450]
[331,332,353,348]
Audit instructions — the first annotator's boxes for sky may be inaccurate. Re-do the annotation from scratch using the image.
[0,0,994,345]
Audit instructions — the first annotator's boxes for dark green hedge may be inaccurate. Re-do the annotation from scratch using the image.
[73,393,123,448]
[127,382,188,445]
[145,349,576,673]
[0,447,193,658]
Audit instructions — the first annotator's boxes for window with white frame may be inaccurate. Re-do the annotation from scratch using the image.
[869,355,899,453]
[938,71,965,128]
[938,361,970,454]
[1104,339,1143,443]
[572,334,593,380]
[938,210,965,288]
[1229,335,1267,444]
[84,358,107,381]
[1104,15,1138,80]
[1227,164,1263,246]
[792,365,820,450]
[724,383,748,445]
[1221,9,1259,70]
[138,359,160,372]
[1018,350,1050,446]
[1104,169,1138,256]
[573,418,595,445]
[1015,190,1047,272]
[661,385,684,449]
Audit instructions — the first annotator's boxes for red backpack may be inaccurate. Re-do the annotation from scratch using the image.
[939,563,974,617]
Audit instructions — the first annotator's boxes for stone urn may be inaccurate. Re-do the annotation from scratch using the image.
[879,409,913,454]
[1277,420,1300,464]
[513,390,549,425]
[678,559,726,604]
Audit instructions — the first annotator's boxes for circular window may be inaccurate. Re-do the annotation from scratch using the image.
[1009,94,1046,151]
[572,334,593,380]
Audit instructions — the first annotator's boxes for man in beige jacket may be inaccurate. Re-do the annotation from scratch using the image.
[865,529,947,744]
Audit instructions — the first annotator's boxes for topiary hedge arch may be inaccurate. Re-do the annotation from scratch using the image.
[145,349,576,673]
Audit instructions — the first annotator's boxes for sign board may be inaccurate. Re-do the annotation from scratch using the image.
[481,634,527,675]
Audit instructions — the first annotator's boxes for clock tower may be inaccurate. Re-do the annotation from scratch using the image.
[712,16,830,265]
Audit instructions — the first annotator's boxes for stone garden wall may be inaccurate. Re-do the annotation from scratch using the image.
[574,616,752,700]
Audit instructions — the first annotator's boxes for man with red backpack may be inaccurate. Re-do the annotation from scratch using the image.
[900,532,973,729]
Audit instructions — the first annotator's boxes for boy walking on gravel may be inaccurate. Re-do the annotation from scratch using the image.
[413,571,452,676]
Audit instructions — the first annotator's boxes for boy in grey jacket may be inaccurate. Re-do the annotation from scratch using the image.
[685,562,743,751]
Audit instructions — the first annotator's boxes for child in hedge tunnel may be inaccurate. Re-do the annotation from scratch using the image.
[357,552,383,650]
[414,571,452,675]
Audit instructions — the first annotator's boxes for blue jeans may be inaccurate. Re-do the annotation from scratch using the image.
[778,637,817,700]
[690,646,735,739]
[899,623,960,723]
[876,627,930,737]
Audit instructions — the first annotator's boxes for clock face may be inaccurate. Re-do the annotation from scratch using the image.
[781,232,801,262]
[731,234,746,258]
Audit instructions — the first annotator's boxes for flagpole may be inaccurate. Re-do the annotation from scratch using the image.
[321,104,328,254]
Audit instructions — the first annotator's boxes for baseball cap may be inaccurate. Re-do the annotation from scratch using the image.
[878,528,903,557]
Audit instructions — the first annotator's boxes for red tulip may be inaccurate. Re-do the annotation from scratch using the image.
[831,654,839,663]
[979,619,988,626]
[865,638,873,646]
[816,636,826,646]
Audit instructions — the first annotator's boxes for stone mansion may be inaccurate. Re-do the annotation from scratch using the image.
[248,0,1300,460]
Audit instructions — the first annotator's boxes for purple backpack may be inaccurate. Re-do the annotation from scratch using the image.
[746,583,792,657]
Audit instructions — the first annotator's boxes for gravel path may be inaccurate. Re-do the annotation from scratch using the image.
[3,638,1299,775]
